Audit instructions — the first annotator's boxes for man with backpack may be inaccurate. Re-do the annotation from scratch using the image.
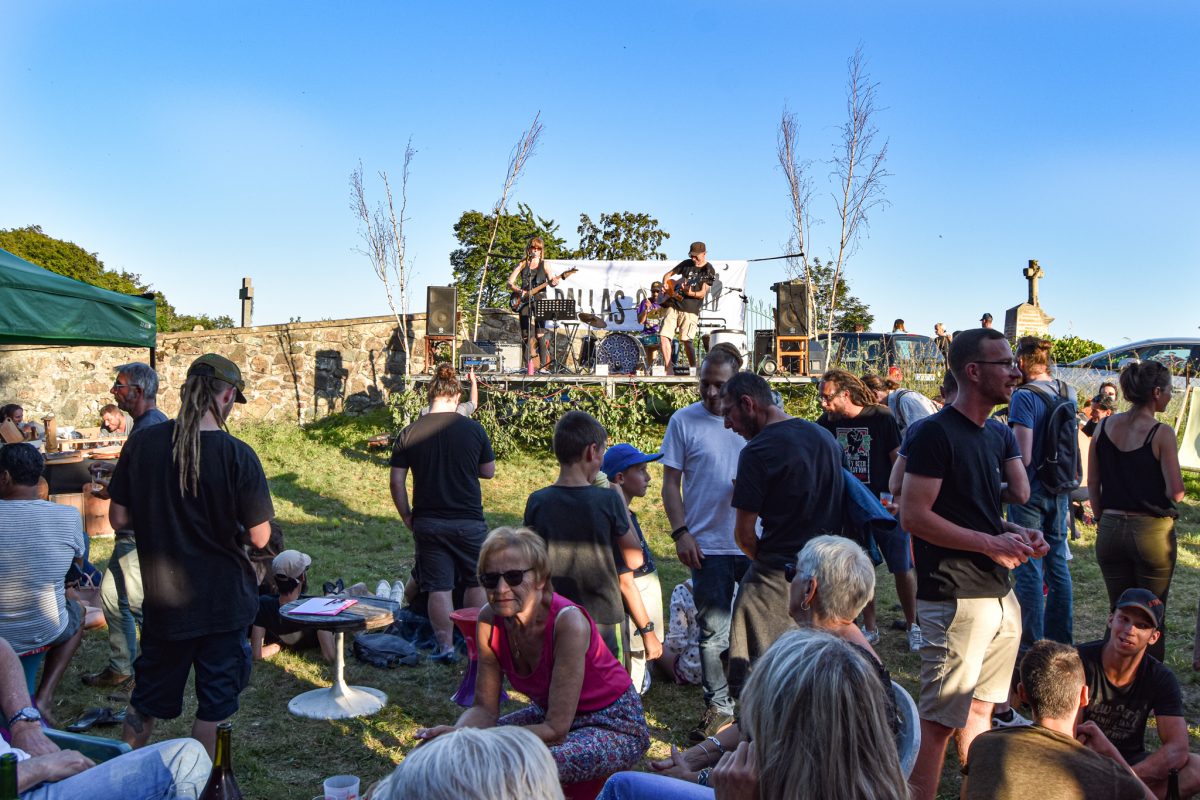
[1008,336,1079,653]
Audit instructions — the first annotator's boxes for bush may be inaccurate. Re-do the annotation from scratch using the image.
[1049,335,1104,365]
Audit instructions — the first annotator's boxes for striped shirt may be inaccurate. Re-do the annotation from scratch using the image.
[0,499,85,653]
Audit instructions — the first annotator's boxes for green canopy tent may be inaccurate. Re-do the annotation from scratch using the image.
[0,247,157,350]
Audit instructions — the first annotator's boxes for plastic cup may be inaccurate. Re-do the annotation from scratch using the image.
[323,775,360,800]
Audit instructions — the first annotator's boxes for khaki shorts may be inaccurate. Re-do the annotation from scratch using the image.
[917,590,1021,729]
[660,306,699,341]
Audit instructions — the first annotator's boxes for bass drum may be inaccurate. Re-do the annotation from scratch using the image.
[709,329,749,367]
[595,332,642,374]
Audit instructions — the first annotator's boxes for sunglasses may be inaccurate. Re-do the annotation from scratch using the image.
[478,568,535,589]
[784,563,798,583]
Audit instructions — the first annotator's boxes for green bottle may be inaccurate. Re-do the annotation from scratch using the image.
[198,722,243,800]
[0,752,18,800]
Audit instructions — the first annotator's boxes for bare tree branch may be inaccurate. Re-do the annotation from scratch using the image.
[472,111,544,339]
[777,107,817,333]
[826,45,890,346]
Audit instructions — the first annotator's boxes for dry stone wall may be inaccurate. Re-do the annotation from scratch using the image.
[0,309,522,426]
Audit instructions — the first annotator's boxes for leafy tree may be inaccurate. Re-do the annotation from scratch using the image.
[1048,334,1104,365]
[806,257,873,332]
[0,225,232,332]
[575,212,670,260]
[449,203,568,312]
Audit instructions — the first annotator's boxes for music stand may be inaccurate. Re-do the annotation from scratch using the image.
[534,298,580,374]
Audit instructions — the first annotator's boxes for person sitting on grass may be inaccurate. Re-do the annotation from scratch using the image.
[370,726,563,800]
[250,549,336,663]
[0,444,87,729]
[602,443,665,694]
[523,411,645,659]
[962,639,1153,800]
[649,535,898,785]
[597,629,907,800]
[1078,589,1200,799]
[0,636,212,799]
[415,526,650,785]
[657,579,702,686]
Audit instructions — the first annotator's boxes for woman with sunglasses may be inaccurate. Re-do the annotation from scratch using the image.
[415,526,650,784]
[598,628,908,800]
[507,237,561,373]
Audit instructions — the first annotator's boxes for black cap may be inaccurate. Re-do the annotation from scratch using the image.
[981,313,993,322]
[1115,588,1165,629]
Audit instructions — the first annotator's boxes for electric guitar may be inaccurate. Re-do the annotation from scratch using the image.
[509,267,579,314]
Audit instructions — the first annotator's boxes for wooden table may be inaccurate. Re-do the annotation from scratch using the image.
[280,595,397,720]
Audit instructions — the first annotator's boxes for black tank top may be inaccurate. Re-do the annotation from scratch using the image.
[1095,420,1176,517]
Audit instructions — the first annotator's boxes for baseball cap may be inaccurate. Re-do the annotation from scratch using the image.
[187,354,247,403]
[273,550,312,580]
[689,241,707,256]
[1115,588,1164,629]
[980,313,993,322]
[601,443,663,481]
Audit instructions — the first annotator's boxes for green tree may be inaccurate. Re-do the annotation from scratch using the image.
[449,203,568,313]
[574,212,670,260]
[807,257,873,332]
[0,225,233,332]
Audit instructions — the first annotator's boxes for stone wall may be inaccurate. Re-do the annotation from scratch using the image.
[0,309,522,426]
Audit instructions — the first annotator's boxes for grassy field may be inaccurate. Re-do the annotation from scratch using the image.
[54,408,1200,799]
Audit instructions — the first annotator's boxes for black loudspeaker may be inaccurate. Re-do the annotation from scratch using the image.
[772,280,809,336]
[426,286,456,336]
[753,329,775,371]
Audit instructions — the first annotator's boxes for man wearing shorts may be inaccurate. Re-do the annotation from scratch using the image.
[659,242,716,371]
[901,328,1046,800]
[390,387,496,663]
[108,354,274,758]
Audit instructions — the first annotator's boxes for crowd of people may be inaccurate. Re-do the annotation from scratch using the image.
[1,300,1196,798]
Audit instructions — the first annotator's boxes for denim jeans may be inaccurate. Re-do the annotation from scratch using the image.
[1009,485,1073,646]
[23,738,211,799]
[692,554,750,714]
[598,771,714,800]
[100,533,142,674]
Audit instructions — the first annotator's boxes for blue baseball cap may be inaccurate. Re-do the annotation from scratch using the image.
[602,443,663,481]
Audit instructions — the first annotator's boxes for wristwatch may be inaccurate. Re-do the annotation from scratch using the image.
[635,621,655,637]
[8,706,41,727]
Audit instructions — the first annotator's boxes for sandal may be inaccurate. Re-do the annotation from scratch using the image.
[66,707,113,732]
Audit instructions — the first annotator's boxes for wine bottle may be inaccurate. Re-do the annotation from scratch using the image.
[1167,768,1181,800]
[198,722,243,800]
[0,753,18,800]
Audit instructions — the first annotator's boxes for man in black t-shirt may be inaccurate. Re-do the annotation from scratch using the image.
[108,354,274,758]
[902,329,1046,800]
[721,372,844,700]
[1078,588,1200,798]
[659,241,716,370]
[817,368,914,647]
[390,387,496,664]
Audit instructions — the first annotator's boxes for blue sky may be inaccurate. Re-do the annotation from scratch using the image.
[3,2,1197,347]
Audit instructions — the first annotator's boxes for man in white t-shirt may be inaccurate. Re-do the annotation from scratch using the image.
[660,344,749,741]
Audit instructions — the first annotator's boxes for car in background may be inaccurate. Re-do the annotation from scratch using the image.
[1056,337,1200,393]
[806,331,943,378]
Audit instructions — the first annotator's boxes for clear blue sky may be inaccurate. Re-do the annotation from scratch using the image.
[3,2,1197,347]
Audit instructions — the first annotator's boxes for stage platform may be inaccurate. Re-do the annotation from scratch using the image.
[408,370,818,397]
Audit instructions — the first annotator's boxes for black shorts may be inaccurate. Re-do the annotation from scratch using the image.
[412,517,488,593]
[131,629,251,722]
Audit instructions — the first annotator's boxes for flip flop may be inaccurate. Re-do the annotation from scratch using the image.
[66,707,111,732]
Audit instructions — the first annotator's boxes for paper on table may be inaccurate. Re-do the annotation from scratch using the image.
[290,597,359,616]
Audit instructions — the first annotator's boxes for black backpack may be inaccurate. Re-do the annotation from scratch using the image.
[1018,380,1080,495]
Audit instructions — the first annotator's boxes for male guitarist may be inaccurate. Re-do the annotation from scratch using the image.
[507,236,561,373]
[659,242,716,372]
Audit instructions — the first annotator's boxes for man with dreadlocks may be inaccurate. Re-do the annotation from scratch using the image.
[107,354,274,758]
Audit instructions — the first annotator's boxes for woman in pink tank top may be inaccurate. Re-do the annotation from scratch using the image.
[416,527,649,784]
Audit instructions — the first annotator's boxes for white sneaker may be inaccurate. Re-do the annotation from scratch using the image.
[992,708,1032,729]
[861,626,881,645]
[375,580,391,598]
[907,624,923,652]
[389,580,405,604]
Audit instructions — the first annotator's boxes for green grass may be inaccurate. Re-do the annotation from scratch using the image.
[54,410,1200,799]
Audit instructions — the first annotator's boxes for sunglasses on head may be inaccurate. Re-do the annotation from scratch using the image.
[478,568,535,589]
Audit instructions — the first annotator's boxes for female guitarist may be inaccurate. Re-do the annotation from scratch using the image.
[506,236,561,373]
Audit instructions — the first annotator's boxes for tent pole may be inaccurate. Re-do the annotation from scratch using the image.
[149,347,156,370]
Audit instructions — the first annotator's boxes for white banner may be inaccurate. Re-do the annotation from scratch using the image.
[1180,386,1200,472]
[543,259,749,332]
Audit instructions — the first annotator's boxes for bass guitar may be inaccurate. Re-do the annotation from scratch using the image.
[509,267,579,314]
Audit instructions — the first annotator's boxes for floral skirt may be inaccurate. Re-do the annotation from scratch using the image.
[499,684,650,783]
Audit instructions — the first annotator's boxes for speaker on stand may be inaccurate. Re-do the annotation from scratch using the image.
[771,281,810,375]
[425,286,457,373]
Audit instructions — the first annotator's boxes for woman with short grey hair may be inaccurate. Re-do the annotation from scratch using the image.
[369,726,563,800]
[788,534,879,660]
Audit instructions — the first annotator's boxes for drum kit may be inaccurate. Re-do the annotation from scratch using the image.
[577,311,643,374]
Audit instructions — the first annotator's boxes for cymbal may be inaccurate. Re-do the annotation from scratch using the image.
[579,312,607,329]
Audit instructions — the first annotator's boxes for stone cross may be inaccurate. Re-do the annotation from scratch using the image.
[239,277,254,327]
[1023,260,1044,307]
